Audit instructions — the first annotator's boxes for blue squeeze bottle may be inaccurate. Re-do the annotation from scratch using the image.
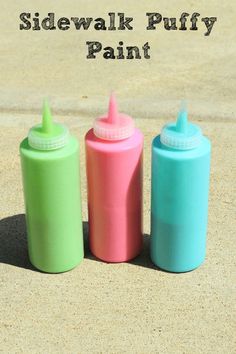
[151,102,211,272]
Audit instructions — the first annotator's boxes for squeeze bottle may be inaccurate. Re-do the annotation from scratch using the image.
[85,94,143,262]
[151,102,211,272]
[20,101,84,273]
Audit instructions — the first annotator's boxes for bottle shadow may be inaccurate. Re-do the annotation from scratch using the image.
[0,215,159,271]
[0,214,35,271]
[83,221,160,270]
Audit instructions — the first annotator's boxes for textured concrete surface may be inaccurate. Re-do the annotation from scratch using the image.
[0,0,236,353]
[0,116,235,353]
[0,0,235,120]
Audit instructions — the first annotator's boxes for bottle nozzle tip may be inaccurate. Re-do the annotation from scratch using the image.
[42,98,53,134]
[180,99,187,113]
[108,92,118,124]
[176,100,188,134]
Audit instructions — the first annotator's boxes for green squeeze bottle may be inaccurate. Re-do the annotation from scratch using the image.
[20,101,84,273]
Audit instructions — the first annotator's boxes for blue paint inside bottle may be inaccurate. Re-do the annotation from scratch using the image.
[151,102,211,272]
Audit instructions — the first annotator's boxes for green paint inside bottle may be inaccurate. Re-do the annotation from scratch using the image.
[20,100,84,273]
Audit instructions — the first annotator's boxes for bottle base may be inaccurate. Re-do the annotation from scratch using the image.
[29,256,84,274]
[90,248,142,263]
[150,255,205,273]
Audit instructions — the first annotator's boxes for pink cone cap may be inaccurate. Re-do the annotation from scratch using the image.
[93,93,135,140]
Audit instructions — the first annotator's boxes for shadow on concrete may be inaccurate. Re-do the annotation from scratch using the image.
[0,215,159,271]
[0,214,35,270]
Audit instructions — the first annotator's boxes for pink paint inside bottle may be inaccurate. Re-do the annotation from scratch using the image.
[85,94,143,262]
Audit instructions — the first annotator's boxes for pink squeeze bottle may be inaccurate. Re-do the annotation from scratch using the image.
[85,94,143,262]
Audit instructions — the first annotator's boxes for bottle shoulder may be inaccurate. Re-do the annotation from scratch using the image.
[20,135,79,159]
[85,128,143,152]
[152,135,211,159]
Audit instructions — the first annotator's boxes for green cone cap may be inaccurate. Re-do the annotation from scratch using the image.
[28,100,69,150]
